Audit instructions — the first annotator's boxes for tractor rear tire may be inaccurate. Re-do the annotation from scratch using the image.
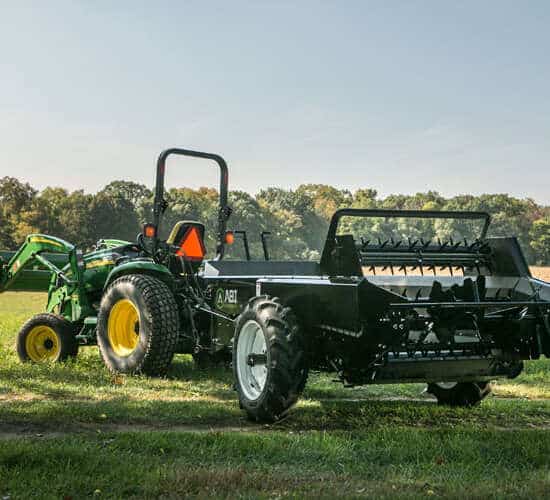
[97,274,179,376]
[233,296,308,423]
[427,381,492,407]
[17,313,78,363]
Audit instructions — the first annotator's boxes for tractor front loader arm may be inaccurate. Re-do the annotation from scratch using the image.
[0,234,80,293]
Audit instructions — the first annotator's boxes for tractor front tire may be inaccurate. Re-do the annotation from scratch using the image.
[427,381,492,407]
[233,296,308,423]
[97,274,179,376]
[17,313,78,363]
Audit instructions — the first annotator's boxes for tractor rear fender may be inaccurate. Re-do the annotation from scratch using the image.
[104,260,175,290]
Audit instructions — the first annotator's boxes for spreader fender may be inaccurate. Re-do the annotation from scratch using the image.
[104,260,175,290]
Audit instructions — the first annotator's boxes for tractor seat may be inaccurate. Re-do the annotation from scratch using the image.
[167,221,206,262]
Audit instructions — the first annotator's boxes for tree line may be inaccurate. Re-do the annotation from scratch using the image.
[0,177,548,265]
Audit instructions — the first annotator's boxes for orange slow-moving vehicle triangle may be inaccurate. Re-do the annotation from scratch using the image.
[176,226,206,261]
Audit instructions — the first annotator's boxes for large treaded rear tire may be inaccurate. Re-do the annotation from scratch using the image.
[233,295,308,423]
[97,274,179,376]
[427,381,492,407]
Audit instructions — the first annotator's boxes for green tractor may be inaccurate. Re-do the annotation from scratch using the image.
[0,148,232,374]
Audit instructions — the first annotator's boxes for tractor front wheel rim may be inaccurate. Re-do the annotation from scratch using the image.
[237,320,268,401]
[108,299,140,357]
[25,326,60,362]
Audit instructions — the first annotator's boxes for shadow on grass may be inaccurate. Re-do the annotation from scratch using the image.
[167,357,234,387]
[3,348,550,434]
[0,397,244,430]
[3,392,550,434]
[0,397,439,432]
[0,353,236,402]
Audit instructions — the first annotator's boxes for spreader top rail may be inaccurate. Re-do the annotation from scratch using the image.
[326,208,491,241]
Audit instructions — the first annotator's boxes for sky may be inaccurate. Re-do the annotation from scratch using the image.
[1,1,549,204]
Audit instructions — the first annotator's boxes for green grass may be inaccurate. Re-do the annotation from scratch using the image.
[2,430,550,499]
[1,292,550,498]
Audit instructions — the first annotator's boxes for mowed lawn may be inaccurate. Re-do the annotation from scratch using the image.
[1,278,550,498]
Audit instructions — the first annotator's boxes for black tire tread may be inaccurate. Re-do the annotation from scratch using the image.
[233,296,308,422]
[97,274,179,376]
[428,381,492,407]
[16,313,78,363]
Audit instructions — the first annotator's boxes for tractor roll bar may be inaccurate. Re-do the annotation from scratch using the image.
[154,148,231,259]
[326,208,491,241]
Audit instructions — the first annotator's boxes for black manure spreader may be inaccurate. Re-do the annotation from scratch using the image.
[2,147,549,422]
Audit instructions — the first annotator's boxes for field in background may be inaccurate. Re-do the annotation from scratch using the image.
[1,275,550,498]
[532,266,550,282]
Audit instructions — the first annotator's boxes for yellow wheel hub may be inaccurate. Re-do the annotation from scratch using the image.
[25,325,60,362]
[108,299,140,357]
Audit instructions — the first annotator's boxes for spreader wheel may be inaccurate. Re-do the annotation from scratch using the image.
[16,313,78,363]
[233,296,308,423]
[97,274,179,376]
[427,381,492,407]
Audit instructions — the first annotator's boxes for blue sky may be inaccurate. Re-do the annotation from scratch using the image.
[1,1,549,203]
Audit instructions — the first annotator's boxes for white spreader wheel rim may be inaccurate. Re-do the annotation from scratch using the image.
[435,382,458,390]
[236,320,268,401]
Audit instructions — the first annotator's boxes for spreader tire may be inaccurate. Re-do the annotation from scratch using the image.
[233,296,308,423]
[17,313,78,363]
[97,274,179,376]
[428,381,492,407]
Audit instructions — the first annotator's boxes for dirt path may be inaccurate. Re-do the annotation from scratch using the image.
[2,420,550,440]
[2,394,550,440]
[0,421,263,440]
[3,409,550,440]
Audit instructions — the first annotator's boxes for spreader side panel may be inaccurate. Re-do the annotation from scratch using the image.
[257,277,362,334]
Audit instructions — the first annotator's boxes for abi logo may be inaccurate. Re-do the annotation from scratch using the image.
[215,288,238,309]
